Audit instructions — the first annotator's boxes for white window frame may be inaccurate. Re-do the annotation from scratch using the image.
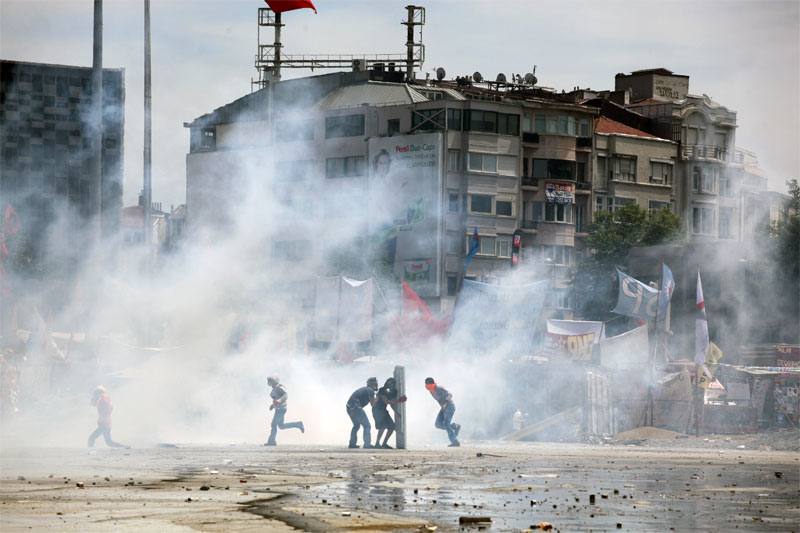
[448,149,461,171]
[468,152,498,173]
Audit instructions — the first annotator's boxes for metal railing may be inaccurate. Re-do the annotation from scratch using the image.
[681,144,729,162]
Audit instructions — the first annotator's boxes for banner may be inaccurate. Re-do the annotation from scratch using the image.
[449,279,548,356]
[544,320,603,360]
[368,133,443,297]
[544,181,574,204]
[612,268,672,321]
[599,325,650,368]
[314,276,373,342]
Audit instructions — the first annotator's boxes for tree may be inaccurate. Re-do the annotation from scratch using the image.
[768,179,800,340]
[570,204,685,320]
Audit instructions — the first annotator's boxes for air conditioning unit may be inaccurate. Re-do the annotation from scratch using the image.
[351,58,367,72]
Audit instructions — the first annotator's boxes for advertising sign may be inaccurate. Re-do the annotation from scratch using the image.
[544,181,574,204]
[368,133,443,297]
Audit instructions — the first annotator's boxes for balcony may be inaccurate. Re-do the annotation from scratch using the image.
[521,177,539,189]
[682,144,728,162]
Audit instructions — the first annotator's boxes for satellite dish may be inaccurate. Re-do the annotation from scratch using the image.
[524,73,537,85]
[436,67,446,81]
[496,73,506,83]
[473,71,483,83]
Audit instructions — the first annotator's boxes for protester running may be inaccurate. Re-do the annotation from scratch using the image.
[425,377,460,447]
[87,386,128,449]
[265,375,304,446]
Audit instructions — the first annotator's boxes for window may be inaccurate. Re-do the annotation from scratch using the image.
[190,127,216,152]
[692,206,714,235]
[447,109,461,130]
[648,200,672,213]
[447,234,460,254]
[497,238,511,258]
[470,194,492,213]
[555,289,571,310]
[531,245,572,265]
[447,274,458,296]
[468,152,497,173]
[497,155,517,176]
[719,175,734,197]
[649,161,673,184]
[718,207,734,239]
[325,155,364,178]
[325,114,364,138]
[532,158,575,180]
[692,166,716,193]
[275,119,314,142]
[496,200,512,216]
[465,110,497,133]
[412,108,444,131]
[448,193,459,212]
[522,158,529,177]
[273,240,308,261]
[479,235,496,255]
[544,203,573,223]
[533,114,588,137]
[613,155,636,182]
[275,160,313,181]
[596,196,636,212]
[448,150,461,171]
[522,115,533,133]
[534,115,546,133]
[497,113,519,135]
[387,119,400,135]
[579,119,590,137]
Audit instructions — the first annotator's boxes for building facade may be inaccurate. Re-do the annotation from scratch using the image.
[0,59,125,273]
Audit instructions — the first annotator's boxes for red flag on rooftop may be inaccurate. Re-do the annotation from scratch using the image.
[264,0,317,14]
[402,280,433,321]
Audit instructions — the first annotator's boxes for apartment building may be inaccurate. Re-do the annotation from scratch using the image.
[618,68,773,242]
[0,59,125,272]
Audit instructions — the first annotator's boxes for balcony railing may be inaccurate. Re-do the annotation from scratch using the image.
[682,144,729,162]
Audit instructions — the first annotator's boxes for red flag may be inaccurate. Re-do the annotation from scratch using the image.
[264,0,317,14]
[401,280,433,321]
[3,204,20,235]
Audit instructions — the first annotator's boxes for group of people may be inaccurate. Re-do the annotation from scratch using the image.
[87,374,462,450]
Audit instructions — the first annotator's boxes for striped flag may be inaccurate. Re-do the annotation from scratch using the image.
[695,272,709,364]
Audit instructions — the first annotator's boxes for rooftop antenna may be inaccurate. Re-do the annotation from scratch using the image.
[402,5,426,80]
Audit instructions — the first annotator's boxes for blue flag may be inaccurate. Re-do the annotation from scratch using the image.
[464,227,479,271]
[612,264,674,321]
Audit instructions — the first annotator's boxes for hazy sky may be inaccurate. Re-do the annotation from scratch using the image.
[2,0,798,208]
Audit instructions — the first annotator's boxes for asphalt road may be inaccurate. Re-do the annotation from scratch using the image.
[1,442,798,532]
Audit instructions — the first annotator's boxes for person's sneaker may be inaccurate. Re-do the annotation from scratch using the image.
[299,422,305,434]
[348,444,359,449]
[381,443,393,449]
[448,441,460,447]
[453,423,461,437]
[264,442,276,446]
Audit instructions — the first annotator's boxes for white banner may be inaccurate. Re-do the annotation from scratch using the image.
[339,277,373,342]
[599,325,649,368]
[544,320,604,360]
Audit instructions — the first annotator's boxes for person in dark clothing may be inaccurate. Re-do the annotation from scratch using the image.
[265,375,304,446]
[425,377,460,447]
[372,377,407,449]
[346,377,378,449]
[88,386,128,448]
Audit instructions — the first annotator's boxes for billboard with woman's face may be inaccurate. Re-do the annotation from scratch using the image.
[368,132,443,297]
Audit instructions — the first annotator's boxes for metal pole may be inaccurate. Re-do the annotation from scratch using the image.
[273,12,282,81]
[393,365,407,449]
[91,0,103,244]
[405,6,414,80]
[144,0,152,259]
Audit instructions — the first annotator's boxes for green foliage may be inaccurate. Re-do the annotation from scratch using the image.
[571,204,685,320]
[768,179,800,327]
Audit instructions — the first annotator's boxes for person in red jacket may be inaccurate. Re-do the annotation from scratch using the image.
[88,386,127,448]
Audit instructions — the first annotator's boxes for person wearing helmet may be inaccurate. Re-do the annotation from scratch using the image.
[265,375,304,446]
[345,377,379,449]
[425,377,461,447]
[88,386,128,448]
